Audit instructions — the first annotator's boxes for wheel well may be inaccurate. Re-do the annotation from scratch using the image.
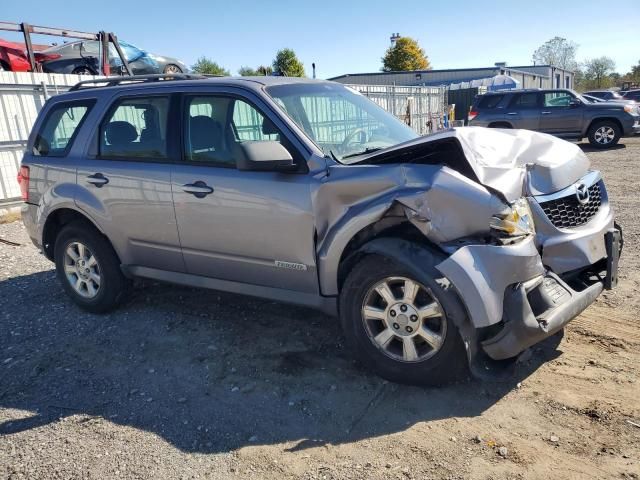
[42,209,100,260]
[488,122,512,129]
[336,219,440,292]
[587,117,623,134]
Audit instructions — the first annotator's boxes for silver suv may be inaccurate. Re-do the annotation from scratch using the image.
[19,75,622,385]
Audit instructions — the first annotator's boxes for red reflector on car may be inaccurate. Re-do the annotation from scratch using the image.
[17,166,29,202]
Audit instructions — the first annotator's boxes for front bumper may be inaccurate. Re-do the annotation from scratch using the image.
[482,225,621,360]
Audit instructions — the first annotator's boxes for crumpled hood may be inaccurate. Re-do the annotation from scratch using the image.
[354,127,590,202]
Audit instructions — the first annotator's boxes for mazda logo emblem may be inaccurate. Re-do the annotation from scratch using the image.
[575,183,590,205]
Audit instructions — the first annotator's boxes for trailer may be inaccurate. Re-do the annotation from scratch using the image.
[0,20,132,76]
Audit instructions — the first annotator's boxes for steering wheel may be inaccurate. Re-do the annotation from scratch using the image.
[341,128,369,151]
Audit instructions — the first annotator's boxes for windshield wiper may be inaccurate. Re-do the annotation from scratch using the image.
[340,147,385,160]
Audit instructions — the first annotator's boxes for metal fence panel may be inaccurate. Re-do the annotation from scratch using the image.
[0,71,99,204]
[0,74,447,205]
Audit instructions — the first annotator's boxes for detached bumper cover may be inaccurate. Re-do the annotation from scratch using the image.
[481,273,602,360]
[482,225,622,360]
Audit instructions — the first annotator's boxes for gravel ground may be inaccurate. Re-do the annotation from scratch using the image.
[1,138,639,480]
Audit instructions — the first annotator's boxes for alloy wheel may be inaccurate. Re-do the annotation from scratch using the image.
[164,65,181,74]
[594,126,615,145]
[63,241,101,298]
[361,276,447,363]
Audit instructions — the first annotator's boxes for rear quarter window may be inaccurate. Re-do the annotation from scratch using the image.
[477,95,504,109]
[33,100,95,157]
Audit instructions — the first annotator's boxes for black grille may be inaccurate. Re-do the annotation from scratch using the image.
[539,182,602,228]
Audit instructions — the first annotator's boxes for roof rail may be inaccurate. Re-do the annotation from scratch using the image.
[69,73,210,91]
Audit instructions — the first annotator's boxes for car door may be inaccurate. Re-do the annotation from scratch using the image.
[75,92,185,272]
[170,90,319,294]
[539,91,584,135]
[503,92,541,130]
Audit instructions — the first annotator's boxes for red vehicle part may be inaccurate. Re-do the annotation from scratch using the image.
[0,38,30,71]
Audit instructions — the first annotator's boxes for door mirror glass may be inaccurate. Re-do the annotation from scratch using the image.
[236,141,294,172]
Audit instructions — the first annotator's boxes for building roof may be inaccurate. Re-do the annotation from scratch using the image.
[329,64,570,82]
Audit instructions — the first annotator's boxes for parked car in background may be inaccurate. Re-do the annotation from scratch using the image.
[18,75,622,385]
[584,90,624,101]
[0,38,30,71]
[469,89,640,148]
[622,89,640,102]
[0,38,66,72]
[38,40,187,75]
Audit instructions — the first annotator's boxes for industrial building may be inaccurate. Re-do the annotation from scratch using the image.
[329,62,575,90]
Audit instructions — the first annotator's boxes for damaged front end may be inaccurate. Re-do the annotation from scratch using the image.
[318,127,621,364]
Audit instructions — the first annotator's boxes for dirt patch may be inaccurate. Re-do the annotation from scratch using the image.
[1,139,640,479]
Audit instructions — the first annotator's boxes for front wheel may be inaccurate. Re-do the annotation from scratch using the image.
[339,252,468,385]
[588,120,621,148]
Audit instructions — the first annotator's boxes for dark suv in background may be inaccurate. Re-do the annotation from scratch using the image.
[469,89,640,148]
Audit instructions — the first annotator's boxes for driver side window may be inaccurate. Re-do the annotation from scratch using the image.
[182,96,302,169]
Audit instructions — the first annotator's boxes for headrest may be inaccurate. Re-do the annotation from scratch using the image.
[105,121,137,146]
[190,116,223,150]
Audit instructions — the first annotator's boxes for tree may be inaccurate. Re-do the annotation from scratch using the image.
[238,65,273,76]
[583,56,616,88]
[272,49,305,77]
[622,59,640,84]
[191,57,230,76]
[238,66,258,76]
[532,37,578,70]
[381,37,430,72]
[256,65,273,76]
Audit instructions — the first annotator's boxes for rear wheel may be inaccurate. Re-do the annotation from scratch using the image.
[54,221,130,313]
[339,252,468,385]
[588,120,621,148]
[72,66,95,75]
[163,64,182,74]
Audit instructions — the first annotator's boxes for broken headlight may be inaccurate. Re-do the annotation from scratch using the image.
[490,198,535,237]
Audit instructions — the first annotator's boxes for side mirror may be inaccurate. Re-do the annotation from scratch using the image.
[236,141,295,172]
[569,98,582,107]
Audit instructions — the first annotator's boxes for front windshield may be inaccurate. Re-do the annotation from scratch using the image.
[265,83,418,162]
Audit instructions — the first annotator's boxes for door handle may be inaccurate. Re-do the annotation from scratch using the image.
[86,173,109,187]
[541,111,552,115]
[182,181,213,198]
[506,112,518,115]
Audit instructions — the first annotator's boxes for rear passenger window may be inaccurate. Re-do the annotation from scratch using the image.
[478,95,504,109]
[33,101,94,156]
[510,93,539,108]
[100,96,169,159]
[544,92,573,107]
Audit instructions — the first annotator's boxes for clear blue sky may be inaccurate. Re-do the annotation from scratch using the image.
[3,0,639,78]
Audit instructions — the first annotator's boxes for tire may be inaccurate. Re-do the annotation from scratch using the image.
[488,122,512,129]
[339,250,468,386]
[163,64,182,74]
[54,221,130,313]
[587,120,621,148]
[72,66,95,75]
